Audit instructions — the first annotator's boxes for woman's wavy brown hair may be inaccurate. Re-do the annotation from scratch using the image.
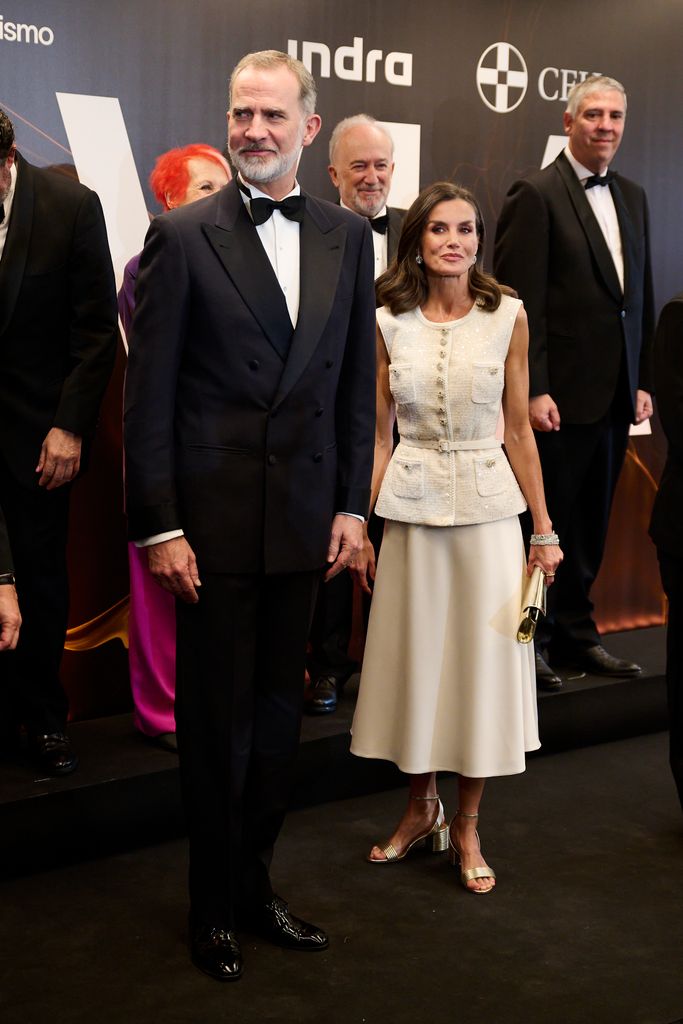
[376,181,503,315]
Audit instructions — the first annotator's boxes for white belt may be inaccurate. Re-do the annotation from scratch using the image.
[402,436,501,452]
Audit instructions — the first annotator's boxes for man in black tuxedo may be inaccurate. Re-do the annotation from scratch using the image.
[305,114,405,714]
[494,75,654,690]
[0,110,117,768]
[124,51,376,981]
[0,504,20,652]
[649,294,683,811]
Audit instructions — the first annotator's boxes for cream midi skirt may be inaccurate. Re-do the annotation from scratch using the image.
[350,516,539,777]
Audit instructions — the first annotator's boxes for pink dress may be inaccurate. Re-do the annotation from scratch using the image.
[120,254,177,736]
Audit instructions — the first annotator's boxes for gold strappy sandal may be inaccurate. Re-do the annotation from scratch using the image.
[368,795,449,864]
[448,810,496,893]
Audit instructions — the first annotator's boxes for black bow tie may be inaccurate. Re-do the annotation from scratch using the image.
[584,171,614,190]
[248,194,306,226]
[370,214,388,235]
[0,203,5,225]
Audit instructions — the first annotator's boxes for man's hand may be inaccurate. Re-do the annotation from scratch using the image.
[634,389,653,424]
[324,514,364,582]
[529,394,561,432]
[0,586,21,651]
[36,428,83,489]
[147,536,202,603]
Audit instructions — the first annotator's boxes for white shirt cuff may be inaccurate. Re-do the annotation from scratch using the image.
[336,512,365,523]
[134,529,184,548]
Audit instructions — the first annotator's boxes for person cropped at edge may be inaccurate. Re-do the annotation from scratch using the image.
[0,502,20,652]
[118,144,231,753]
[124,51,375,980]
[305,113,405,715]
[649,293,683,813]
[494,74,654,690]
[0,109,117,773]
[349,182,562,892]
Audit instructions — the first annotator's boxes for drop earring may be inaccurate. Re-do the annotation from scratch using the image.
[416,253,423,264]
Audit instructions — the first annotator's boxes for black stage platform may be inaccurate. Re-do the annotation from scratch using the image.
[0,627,668,874]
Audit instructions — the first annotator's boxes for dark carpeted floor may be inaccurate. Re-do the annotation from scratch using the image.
[2,731,682,1024]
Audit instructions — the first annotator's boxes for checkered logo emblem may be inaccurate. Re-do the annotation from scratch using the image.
[476,42,528,113]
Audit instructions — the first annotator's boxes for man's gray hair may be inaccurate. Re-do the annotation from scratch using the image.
[566,75,627,117]
[328,114,394,164]
[229,50,317,117]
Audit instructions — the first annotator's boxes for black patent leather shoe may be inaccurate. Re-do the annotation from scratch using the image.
[534,650,563,692]
[190,924,243,982]
[304,674,340,715]
[32,733,79,775]
[573,644,642,677]
[241,895,329,951]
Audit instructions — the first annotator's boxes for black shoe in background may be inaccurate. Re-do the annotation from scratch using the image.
[31,732,78,775]
[534,650,563,692]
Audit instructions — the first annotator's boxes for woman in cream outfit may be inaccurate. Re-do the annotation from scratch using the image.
[350,182,562,892]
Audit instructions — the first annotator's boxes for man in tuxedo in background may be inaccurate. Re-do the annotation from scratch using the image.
[649,294,683,812]
[304,114,405,715]
[494,75,654,690]
[0,504,20,652]
[0,109,117,768]
[124,51,376,981]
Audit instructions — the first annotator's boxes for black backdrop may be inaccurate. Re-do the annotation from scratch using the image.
[2,0,682,305]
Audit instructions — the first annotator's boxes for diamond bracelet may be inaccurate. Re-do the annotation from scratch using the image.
[530,532,560,546]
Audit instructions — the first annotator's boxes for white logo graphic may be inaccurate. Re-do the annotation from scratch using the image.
[0,15,54,46]
[288,37,412,87]
[476,42,527,113]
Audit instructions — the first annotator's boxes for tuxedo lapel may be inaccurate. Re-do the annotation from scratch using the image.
[273,196,347,408]
[201,182,293,361]
[0,156,33,338]
[555,152,622,302]
[609,177,637,301]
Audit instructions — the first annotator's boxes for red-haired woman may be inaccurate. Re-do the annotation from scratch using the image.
[119,144,230,751]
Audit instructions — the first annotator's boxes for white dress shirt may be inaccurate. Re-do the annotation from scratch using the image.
[0,161,17,262]
[340,199,388,279]
[565,146,624,292]
[239,177,301,325]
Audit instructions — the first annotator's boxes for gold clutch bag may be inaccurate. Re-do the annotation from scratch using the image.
[516,566,547,644]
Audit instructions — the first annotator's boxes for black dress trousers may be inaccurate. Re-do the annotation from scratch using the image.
[527,397,631,657]
[175,568,320,929]
[0,454,71,734]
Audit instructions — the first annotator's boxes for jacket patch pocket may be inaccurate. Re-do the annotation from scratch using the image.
[474,454,507,497]
[389,363,417,405]
[471,362,504,404]
[391,458,425,499]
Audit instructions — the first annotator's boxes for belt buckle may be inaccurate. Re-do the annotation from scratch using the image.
[438,439,450,453]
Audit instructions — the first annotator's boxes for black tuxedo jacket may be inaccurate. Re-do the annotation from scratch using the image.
[650,294,683,557]
[0,504,12,571]
[0,155,117,487]
[494,150,654,425]
[124,180,376,575]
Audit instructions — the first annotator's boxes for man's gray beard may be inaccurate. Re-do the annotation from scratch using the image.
[352,190,386,219]
[229,146,299,185]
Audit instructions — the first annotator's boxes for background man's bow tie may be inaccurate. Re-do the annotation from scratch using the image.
[584,171,614,190]
[370,214,388,235]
